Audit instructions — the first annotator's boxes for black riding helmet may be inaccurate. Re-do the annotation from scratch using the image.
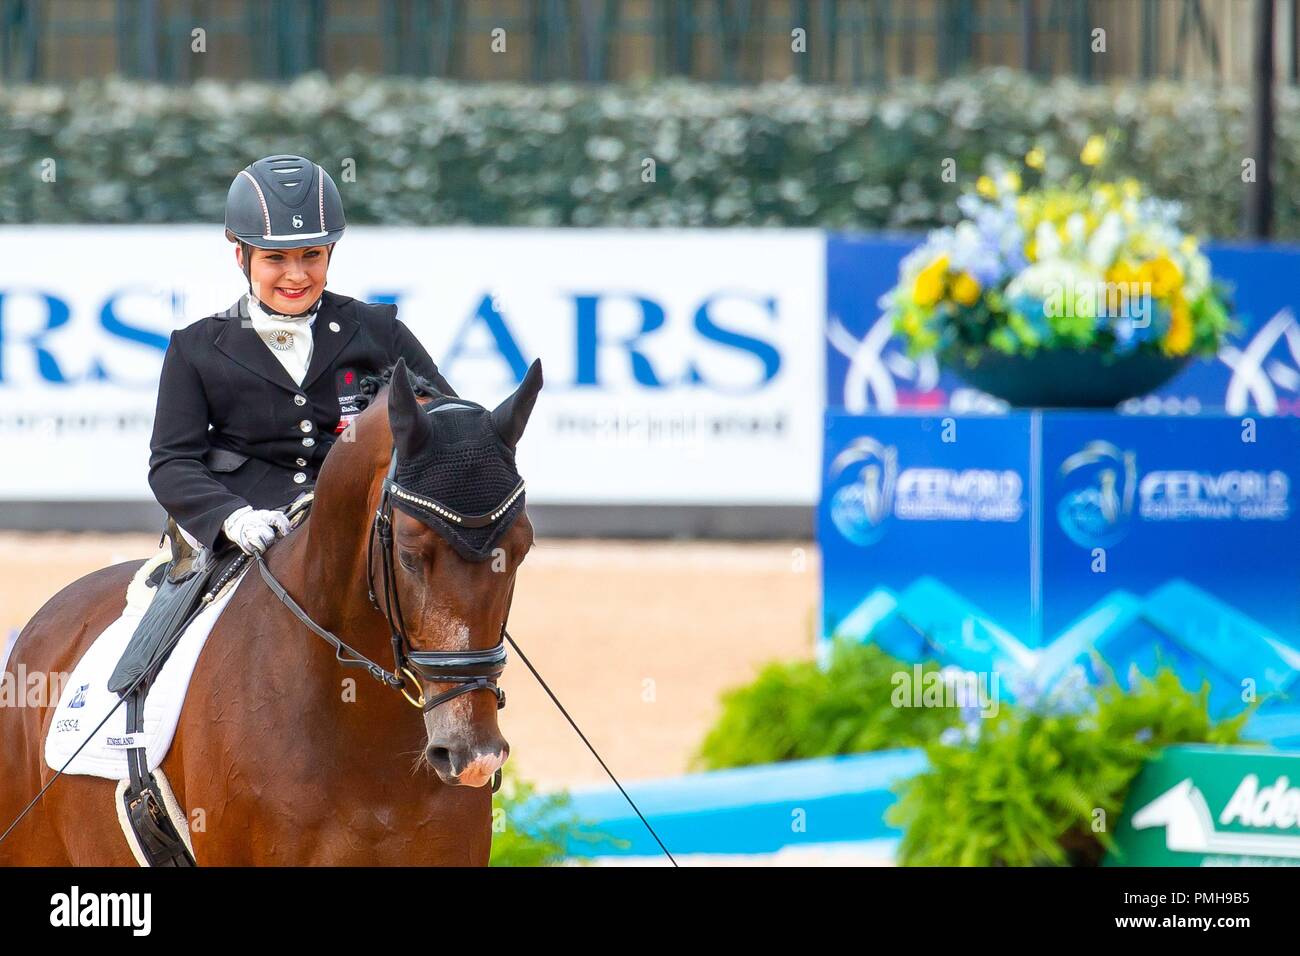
[224,154,346,314]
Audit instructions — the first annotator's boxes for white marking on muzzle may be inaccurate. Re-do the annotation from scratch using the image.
[457,749,508,788]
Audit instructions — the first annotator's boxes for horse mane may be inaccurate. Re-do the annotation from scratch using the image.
[355,363,444,412]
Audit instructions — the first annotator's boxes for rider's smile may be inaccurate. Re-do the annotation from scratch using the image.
[238,244,328,315]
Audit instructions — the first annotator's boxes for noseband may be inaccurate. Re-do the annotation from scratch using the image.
[366,449,520,714]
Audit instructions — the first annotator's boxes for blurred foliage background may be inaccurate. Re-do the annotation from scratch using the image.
[2,68,1296,238]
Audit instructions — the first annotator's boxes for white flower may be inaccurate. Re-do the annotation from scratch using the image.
[1086,211,1124,270]
[1065,212,1088,250]
[1034,220,1061,261]
[1006,259,1105,312]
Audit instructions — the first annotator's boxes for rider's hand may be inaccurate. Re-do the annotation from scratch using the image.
[222,505,291,555]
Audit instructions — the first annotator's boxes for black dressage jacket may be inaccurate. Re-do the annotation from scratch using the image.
[148,290,454,551]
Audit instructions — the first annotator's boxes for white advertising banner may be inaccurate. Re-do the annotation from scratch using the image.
[0,227,824,505]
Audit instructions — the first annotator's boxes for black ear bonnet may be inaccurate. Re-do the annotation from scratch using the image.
[384,396,526,562]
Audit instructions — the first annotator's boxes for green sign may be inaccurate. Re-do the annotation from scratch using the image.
[1106,745,1300,866]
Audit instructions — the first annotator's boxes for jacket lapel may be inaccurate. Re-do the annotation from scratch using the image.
[213,295,304,393]
[300,292,359,390]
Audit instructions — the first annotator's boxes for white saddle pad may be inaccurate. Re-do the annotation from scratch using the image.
[44,551,248,780]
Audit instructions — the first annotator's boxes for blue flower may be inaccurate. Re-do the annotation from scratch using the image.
[1041,664,1095,716]
[1007,672,1042,710]
[1110,289,1160,352]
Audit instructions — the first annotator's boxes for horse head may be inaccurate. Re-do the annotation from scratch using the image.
[369,356,542,787]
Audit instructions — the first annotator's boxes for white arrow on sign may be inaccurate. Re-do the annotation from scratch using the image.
[1131,777,1300,859]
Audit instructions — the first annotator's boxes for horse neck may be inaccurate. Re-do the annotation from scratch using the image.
[273,454,393,675]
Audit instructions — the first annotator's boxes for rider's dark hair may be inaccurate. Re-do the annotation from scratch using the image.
[355,363,444,411]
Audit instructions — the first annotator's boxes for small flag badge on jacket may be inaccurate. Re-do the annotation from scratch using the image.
[335,368,363,433]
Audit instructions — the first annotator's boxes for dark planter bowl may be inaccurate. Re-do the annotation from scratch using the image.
[945,348,1193,409]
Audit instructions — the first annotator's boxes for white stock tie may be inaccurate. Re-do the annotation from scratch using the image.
[247,293,317,386]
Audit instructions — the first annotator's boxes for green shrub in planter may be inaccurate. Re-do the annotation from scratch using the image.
[694,640,960,770]
[887,667,1257,867]
[489,765,624,866]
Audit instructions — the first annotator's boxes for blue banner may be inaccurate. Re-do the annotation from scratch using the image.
[826,236,1300,417]
[819,410,1300,739]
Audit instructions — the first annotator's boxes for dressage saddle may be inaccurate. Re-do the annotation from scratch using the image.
[107,516,242,696]
[102,517,246,866]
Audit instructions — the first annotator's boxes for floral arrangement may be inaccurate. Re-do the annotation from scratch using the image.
[887,135,1233,366]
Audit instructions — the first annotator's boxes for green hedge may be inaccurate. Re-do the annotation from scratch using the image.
[2,69,1296,237]
[694,640,959,769]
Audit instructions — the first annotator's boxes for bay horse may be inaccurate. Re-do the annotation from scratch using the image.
[0,357,541,866]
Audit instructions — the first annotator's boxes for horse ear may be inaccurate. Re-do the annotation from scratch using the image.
[387,358,429,460]
[491,358,543,449]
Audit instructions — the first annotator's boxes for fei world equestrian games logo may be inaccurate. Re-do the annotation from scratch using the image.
[828,437,1023,546]
[1057,441,1290,548]
[828,437,898,545]
[1056,441,1138,549]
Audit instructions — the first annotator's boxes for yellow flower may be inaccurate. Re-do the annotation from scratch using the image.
[951,272,982,306]
[1024,238,1037,262]
[1146,255,1184,299]
[912,255,949,308]
[1121,178,1142,201]
[1179,235,1199,257]
[1164,297,1194,356]
[1080,135,1107,167]
[901,311,923,337]
[1025,147,1046,170]
[1107,261,1138,288]
[976,175,998,199]
[1000,171,1022,194]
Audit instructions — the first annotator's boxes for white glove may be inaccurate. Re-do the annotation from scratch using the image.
[222,505,291,555]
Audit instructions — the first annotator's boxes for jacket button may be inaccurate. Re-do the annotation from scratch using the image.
[293,472,307,484]
[302,436,315,447]
[294,395,307,406]
[299,419,313,432]
[296,457,307,466]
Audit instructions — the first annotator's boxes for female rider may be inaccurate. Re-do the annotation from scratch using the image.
[149,154,453,558]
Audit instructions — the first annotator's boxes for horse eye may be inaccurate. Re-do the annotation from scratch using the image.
[399,550,420,572]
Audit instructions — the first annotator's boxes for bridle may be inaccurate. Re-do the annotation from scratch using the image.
[365,449,524,714]
[250,448,524,792]
[256,448,524,714]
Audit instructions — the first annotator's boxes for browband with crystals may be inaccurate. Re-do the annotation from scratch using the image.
[384,475,526,528]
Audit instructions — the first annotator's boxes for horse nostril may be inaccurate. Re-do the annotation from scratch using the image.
[426,746,453,776]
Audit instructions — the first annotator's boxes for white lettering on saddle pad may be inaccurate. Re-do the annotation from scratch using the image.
[43,562,249,779]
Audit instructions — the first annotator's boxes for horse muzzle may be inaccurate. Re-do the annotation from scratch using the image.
[425,741,509,788]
